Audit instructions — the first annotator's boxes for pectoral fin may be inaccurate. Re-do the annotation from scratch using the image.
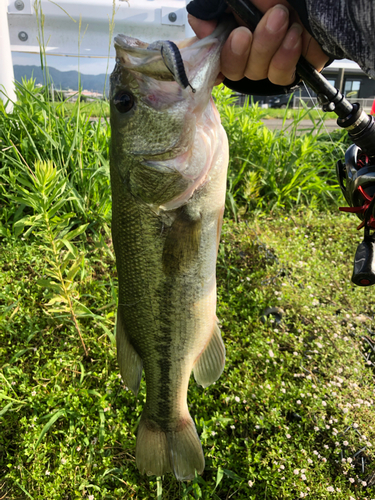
[116,311,143,394]
[193,321,225,388]
[162,206,202,275]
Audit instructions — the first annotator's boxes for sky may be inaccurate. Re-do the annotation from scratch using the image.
[12,52,114,75]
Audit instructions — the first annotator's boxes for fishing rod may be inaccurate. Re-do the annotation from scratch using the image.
[226,0,375,287]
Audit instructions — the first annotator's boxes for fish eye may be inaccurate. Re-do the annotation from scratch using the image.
[113,91,135,113]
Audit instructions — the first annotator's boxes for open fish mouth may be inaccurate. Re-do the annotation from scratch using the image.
[113,19,235,93]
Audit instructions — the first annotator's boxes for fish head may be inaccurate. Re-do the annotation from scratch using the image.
[110,20,234,166]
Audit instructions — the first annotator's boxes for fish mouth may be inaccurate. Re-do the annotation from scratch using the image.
[113,19,235,92]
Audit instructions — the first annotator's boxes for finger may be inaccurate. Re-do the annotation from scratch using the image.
[214,72,225,86]
[268,23,303,86]
[244,4,290,81]
[220,26,252,81]
[187,14,217,39]
[301,33,329,71]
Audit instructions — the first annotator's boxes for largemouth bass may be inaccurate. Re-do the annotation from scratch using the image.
[110,21,232,481]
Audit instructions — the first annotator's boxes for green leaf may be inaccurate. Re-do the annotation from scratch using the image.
[223,469,242,482]
[64,223,89,241]
[215,467,224,489]
[36,279,62,292]
[60,239,78,257]
[66,255,84,281]
[99,408,105,447]
[32,409,66,455]
[0,402,13,417]
[157,477,163,500]
[14,480,34,499]
[0,392,22,403]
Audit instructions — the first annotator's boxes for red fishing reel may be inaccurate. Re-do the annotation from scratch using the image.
[337,145,375,286]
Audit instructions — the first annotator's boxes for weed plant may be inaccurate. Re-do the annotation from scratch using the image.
[214,86,351,218]
[1,78,375,498]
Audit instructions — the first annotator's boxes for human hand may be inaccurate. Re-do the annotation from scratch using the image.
[188,0,329,86]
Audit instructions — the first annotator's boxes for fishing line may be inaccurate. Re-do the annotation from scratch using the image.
[301,81,343,158]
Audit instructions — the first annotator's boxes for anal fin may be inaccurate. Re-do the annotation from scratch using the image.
[116,311,143,394]
[193,322,225,388]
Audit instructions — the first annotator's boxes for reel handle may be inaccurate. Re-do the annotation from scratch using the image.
[352,237,375,286]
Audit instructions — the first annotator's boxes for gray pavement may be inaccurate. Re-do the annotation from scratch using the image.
[263,118,339,132]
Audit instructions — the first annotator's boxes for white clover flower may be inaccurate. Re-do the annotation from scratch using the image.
[45,471,50,476]
[324,445,329,449]
[248,480,254,487]
[211,431,217,436]
[89,496,94,500]
[362,481,367,487]
[76,446,81,451]
[293,469,299,475]
[255,425,260,429]
[326,425,330,429]
[297,400,301,405]
[281,388,286,393]
[321,458,327,463]
[300,493,305,498]
[280,464,285,470]
[313,450,319,455]
[235,396,240,403]
[347,458,352,463]
[322,401,327,406]
[343,441,348,446]
[307,458,313,464]
[327,486,334,492]
[353,423,358,428]
[349,478,355,483]
[342,458,347,463]
[286,434,291,439]
[31,391,36,397]
[61,458,66,464]
[268,350,274,358]
[230,425,235,430]
[314,426,319,431]
[301,474,307,481]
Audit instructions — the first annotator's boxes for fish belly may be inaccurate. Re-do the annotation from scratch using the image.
[111,102,228,480]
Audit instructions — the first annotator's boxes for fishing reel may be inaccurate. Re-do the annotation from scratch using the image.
[337,142,375,286]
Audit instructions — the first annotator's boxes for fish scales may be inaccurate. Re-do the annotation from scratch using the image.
[110,21,233,481]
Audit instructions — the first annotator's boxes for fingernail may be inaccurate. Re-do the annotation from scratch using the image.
[266,5,289,33]
[283,23,303,50]
[230,27,251,56]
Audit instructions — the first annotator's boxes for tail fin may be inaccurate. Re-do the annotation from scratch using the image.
[136,414,205,480]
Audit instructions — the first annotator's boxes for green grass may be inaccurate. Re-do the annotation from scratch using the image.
[214,87,350,219]
[1,79,375,499]
[1,212,375,499]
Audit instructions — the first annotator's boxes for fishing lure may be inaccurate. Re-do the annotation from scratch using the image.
[148,40,196,93]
